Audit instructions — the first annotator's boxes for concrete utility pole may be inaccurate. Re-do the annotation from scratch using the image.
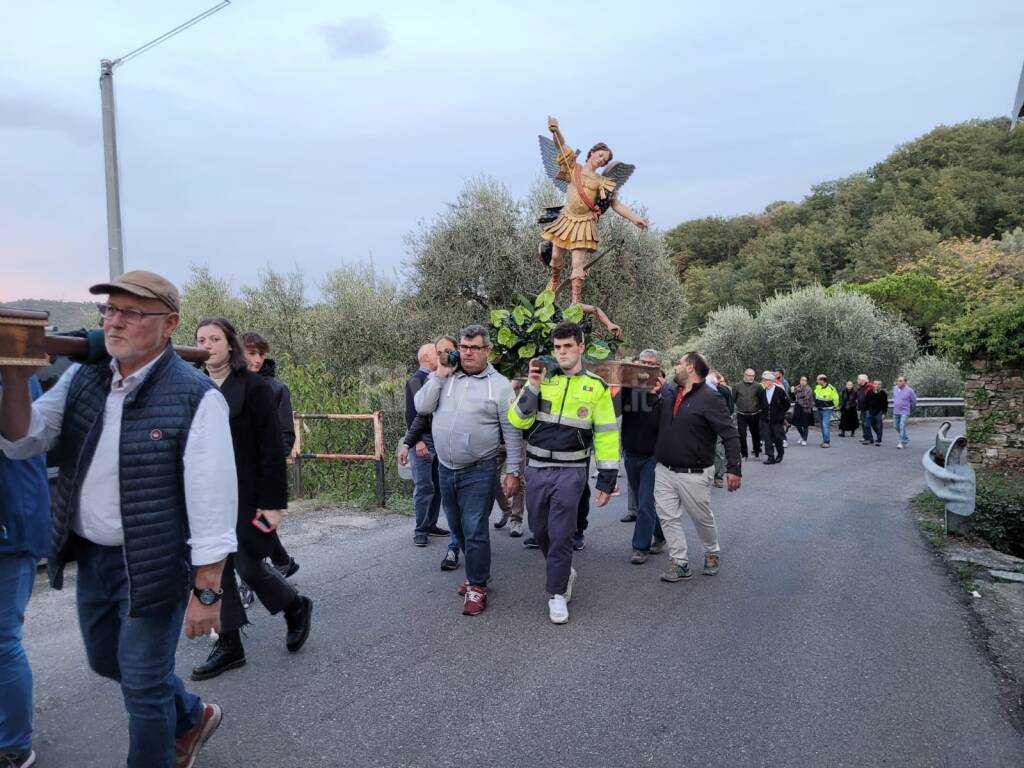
[99,59,124,281]
[99,1,232,279]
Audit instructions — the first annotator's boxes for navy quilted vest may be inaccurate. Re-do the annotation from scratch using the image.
[49,345,213,617]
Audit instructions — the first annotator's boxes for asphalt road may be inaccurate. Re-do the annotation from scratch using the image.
[22,420,1024,767]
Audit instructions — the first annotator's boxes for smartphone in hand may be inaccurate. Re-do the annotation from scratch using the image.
[252,512,273,533]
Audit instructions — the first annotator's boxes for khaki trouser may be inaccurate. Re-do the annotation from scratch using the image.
[653,463,720,564]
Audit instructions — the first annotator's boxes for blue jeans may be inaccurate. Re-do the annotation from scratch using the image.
[894,414,909,445]
[0,553,37,753]
[409,447,441,535]
[624,452,664,552]
[76,542,203,768]
[866,412,884,443]
[818,408,832,444]
[438,459,497,586]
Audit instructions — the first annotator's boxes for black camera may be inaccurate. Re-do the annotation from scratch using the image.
[444,350,460,368]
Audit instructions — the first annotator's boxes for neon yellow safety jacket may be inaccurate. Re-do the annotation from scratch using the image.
[507,368,620,492]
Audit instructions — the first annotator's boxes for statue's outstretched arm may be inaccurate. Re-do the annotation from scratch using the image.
[611,199,648,230]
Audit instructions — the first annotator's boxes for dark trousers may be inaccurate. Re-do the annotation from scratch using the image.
[438,458,497,586]
[866,412,884,443]
[761,420,786,461]
[76,542,203,767]
[860,411,873,441]
[410,446,442,535]
[736,412,761,458]
[269,533,290,566]
[526,465,587,595]
[576,482,590,535]
[220,547,298,633]
[625,452,664,552]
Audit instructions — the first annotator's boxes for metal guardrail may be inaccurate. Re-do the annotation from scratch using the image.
[892,397,965,417]
[921,421,976,534]
[290,412,386,506]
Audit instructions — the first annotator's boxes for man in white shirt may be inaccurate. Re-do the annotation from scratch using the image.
[0,271,237,768]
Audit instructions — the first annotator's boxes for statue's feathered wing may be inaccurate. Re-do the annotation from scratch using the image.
[601,160,636,193]
[538,135,578,193]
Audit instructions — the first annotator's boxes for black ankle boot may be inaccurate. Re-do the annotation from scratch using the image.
[284,596,313,653]
[191,630,245,681]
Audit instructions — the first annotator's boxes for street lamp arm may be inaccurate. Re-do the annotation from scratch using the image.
[113,0,232,67]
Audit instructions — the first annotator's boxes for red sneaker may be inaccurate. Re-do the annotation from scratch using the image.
[175,703,222,768]
[462,585,487,615]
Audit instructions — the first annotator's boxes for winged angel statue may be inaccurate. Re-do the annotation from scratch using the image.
[537,116,647,304]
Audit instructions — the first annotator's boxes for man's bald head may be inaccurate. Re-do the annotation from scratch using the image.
[418,342,438,371]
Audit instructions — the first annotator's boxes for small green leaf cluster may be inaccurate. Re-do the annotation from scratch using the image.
[488,290,619,379]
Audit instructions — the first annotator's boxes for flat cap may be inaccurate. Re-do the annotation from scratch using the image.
[89,270,180,313]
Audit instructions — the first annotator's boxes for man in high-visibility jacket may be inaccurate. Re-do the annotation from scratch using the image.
[508,321,619,624]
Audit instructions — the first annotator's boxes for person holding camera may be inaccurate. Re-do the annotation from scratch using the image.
[508,322,619,625]
[191,317,313,681]
[414,325,522,616]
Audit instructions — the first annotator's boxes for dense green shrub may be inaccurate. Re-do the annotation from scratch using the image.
[850,273,952,347]
[933,299,1024,368]
[970,472,1024,558]
[903,355,964,397]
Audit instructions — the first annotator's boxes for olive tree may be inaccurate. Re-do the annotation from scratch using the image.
[697,285,917,386]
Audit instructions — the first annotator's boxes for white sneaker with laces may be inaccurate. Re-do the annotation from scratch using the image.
[565,567,577,603]
[548,594,569,624]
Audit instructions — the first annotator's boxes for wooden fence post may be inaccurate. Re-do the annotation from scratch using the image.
[373,411,386,508]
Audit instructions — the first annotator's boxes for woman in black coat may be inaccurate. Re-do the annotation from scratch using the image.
[191,317,313,681]
[790,376,815,445]
[838,380,860,436]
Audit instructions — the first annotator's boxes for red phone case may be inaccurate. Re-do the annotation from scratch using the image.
[252,512,272,533]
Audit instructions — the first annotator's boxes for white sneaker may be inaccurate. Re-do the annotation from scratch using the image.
[800,440,807,446]
[548,594,569,624]
[565,567,577,603]
[896,443,903,449]
[509,520,524,537]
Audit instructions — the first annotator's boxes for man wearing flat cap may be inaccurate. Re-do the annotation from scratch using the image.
[0,270,237,768]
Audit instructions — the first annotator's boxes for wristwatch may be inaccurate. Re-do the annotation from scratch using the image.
[192,587,223,606]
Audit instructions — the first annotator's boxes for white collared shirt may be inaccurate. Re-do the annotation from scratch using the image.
[0,358,237,565]
[764,385,775,404]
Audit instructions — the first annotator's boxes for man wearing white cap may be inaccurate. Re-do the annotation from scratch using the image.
[758,370,790,465]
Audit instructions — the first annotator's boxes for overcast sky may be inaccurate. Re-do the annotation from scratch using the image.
[2,0,1021,302]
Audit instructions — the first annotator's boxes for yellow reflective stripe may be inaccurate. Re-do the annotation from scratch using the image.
[508,402,535,429]
[595,460,619,469]
[593,422,617,433]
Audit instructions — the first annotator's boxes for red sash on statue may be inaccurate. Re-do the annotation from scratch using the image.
[573,164,602,219]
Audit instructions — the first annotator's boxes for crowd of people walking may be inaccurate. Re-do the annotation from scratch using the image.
[0,268,922,767]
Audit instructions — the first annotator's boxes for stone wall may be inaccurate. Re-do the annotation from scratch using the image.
[965,360,1024,470]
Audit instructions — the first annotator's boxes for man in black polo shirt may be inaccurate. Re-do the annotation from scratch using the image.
[652,352,742,582]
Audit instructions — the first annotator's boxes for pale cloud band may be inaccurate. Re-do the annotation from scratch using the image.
[320,16,391,60]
